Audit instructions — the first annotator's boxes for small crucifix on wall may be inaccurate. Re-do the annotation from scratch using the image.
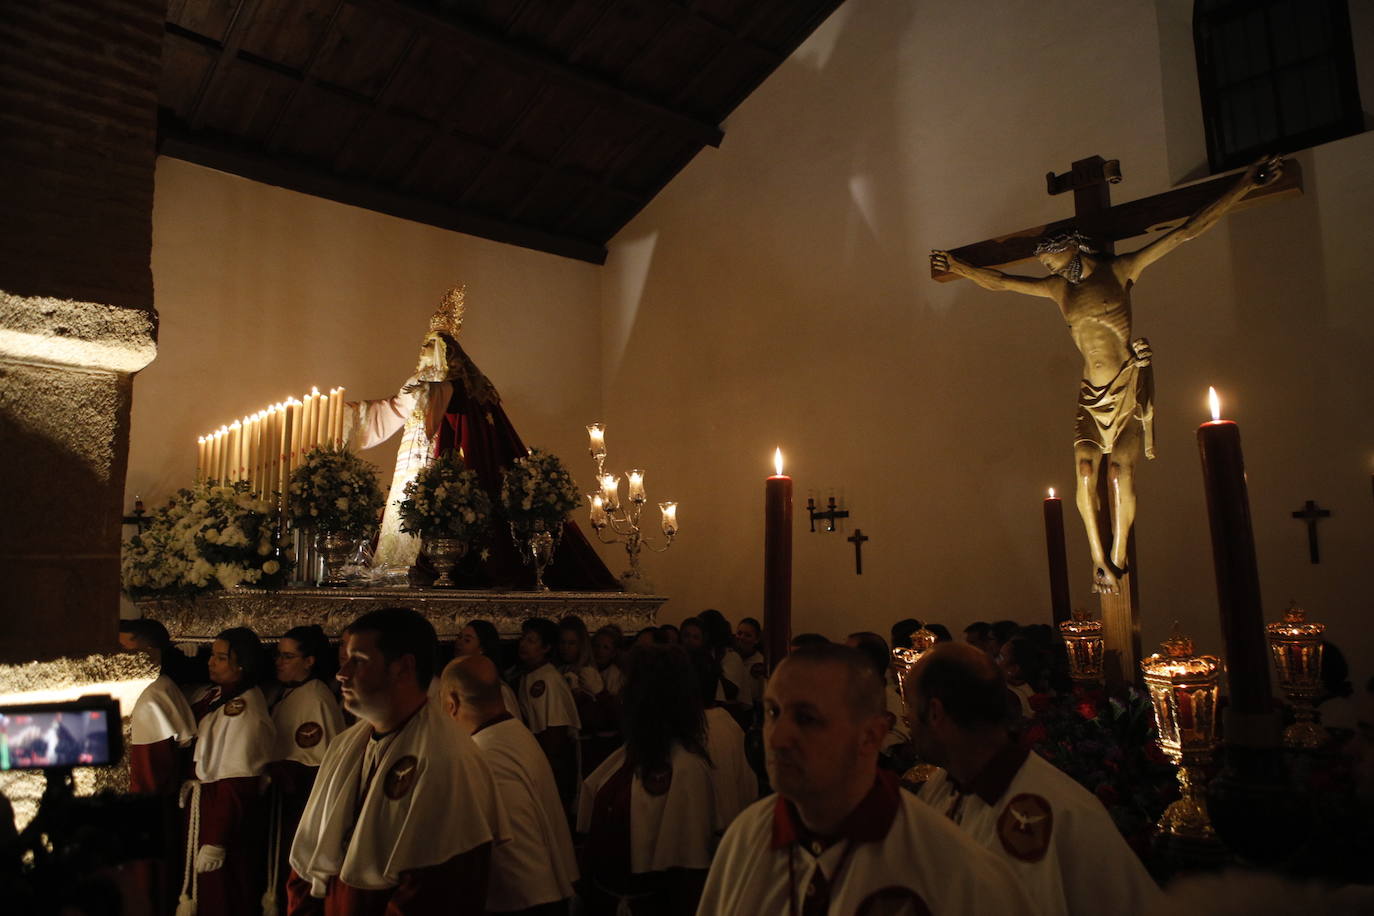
[1291,499,1331,563]
[847,528,869,575]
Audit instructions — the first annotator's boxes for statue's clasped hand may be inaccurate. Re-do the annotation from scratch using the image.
[929,250,952,273]
[1130,338,1152,367]
[1249,154,1284,187]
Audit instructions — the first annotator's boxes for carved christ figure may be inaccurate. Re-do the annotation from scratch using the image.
[930,155,1282,595]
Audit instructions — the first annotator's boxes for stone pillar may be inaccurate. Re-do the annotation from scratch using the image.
[0,0,163,662]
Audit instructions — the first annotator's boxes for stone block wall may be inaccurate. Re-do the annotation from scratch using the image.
[0,0,164,661]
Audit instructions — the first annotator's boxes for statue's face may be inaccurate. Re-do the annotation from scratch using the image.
[1037,248,1077,276]
[415,334,449,379]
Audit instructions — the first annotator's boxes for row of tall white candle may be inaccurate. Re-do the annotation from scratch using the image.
[196,386,346,493]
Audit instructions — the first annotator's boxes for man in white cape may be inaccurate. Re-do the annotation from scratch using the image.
[287,608,508,915]
[698,644,1036,916]
[910,642,1162,916]
[442,655,578,915]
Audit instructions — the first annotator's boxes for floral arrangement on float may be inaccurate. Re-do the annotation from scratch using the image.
[1024,686,1179,859]
[287,446,386,584]
[398,450,492,586]
[499,448,583,590]
[121,481,291,596]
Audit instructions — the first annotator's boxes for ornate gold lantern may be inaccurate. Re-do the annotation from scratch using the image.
[1140,630,1222,838]
[1266,603,1327,749]
[890,625,937,694]
[1059,608,1105,683]
[890,625,940,785]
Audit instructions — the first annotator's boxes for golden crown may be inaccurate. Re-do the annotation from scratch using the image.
[428,286,466,338]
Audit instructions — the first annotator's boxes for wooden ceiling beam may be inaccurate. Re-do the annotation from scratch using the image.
[163,27,641,209]
[186,0,263,131]
[350,0,725,148]
[159,124,609,264]
[330,29,423,174]
[264,0,349,152]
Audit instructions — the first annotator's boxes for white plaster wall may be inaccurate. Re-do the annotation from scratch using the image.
[600,0,1374,692]
[130,158,603,559]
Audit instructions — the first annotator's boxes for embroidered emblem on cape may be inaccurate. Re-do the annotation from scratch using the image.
[750,662,767,679]
[222,697,246,717]
[384,755,419,800]
[642,764,673,797]
[295,721,324,748]
[856,886,933,916]
[997,792,1054,862]
[529,679,546,699]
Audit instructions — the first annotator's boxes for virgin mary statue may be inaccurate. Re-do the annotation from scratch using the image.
[344,287,617,590]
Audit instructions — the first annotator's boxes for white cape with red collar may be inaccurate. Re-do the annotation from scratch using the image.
[289,700,510,894]
[193,686,274,781]
[577,743,718,874]
[131,674,197,747]
[270,679,345,767]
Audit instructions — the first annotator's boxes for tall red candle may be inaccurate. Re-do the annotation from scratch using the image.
[764,448,793,670]
[1196,388,1272,719]
[1043,489,1071,625]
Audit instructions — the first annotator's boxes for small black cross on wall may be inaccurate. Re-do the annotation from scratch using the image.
[847,529,869,575]
[1291,499,1331,564]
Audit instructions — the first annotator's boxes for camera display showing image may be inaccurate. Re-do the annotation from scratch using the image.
[1,698,119,770]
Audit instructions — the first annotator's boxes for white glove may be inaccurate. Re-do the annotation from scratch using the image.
[195,844,226,873]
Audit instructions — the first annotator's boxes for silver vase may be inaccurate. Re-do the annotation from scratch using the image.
[424,536,468,587]
[511,520,561,591]
[316,532,359,586]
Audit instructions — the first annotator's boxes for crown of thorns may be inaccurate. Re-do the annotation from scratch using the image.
[1034,231,1096,256]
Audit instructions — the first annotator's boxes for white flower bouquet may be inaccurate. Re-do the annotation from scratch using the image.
[287,447,386,536]
[121,480,291,596]
[398,451,493,541]
[499,447,582,535]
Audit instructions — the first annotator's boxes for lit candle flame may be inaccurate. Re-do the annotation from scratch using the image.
[774,448,784,476]
[1048,487,1055,498]
[1208,386,1221,421]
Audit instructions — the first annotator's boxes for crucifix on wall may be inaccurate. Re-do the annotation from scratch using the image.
[1291,499,1331,563]
[930,154,1301,683]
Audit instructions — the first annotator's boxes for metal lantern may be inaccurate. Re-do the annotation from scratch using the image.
[1266,603,1327,749]
[1140,630,1222,839]
[890,625,938,694]
[890,624,940,786]
[1059,608,1105,683]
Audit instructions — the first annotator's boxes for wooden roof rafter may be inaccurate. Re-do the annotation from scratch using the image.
[352,0,725,149]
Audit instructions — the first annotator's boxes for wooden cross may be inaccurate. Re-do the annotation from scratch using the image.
[931,155,1302,279]
[1290,500,1331,564]
[847,528,869,575]
[931,154,1301,685]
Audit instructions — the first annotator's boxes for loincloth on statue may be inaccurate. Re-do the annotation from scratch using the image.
[1074,346,1155,458]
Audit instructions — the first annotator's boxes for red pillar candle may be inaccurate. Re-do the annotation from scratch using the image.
[1043,488,1071,626]
[764,448,793,670]
[1196,387,1273,718]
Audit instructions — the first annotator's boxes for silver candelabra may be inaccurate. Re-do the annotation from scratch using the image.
[585,422,677,588]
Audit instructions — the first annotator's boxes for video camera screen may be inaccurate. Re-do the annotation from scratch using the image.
[0,696,121,770]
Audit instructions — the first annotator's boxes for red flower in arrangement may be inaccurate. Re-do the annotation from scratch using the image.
[1023,722,1049,747]
[1028,692,1055,714]
[1076,699,1099,720]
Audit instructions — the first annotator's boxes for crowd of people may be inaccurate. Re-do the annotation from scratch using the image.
[116,608,1367,916]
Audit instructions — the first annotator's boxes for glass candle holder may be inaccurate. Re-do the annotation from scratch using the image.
[1266,603,1327,749]
[1140,630,1222,839]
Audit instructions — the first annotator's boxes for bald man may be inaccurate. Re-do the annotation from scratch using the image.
[441,656,578,915]
[698,644,1034,915]
[908,643,1161,916]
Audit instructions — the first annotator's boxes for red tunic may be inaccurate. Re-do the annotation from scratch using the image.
[285,844,491,916]
[189,686,271,916]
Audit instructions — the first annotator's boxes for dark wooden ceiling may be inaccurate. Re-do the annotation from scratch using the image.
[159,0,847,263]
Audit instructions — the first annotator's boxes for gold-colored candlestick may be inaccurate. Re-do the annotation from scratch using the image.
[1059,608,1105,684]
[1266,603,1327,749]
[1141,629,1222,839]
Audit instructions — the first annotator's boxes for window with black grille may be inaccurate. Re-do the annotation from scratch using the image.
[1194,0,1364,172]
